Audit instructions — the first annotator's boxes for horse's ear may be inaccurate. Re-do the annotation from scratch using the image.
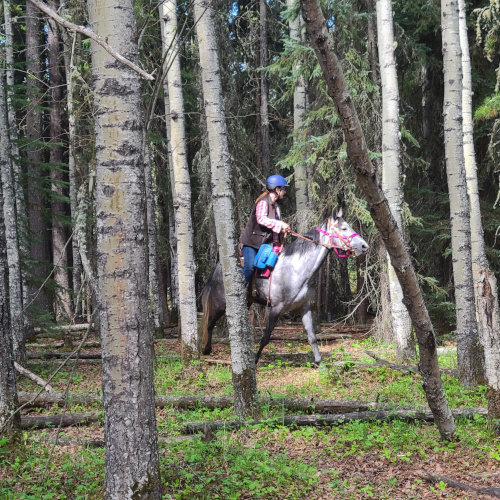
[336,207,343,219]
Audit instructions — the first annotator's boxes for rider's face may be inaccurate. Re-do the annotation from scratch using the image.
[278,187,287,199]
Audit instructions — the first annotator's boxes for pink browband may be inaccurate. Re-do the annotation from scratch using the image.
[316,227,358,257]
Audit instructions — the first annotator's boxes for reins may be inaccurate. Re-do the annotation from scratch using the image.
[287,224,357,258]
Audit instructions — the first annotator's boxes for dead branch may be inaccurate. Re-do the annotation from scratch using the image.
[33,323,93,333]
[415,470,500,498]
[365,351,458,377]
[183,407,487,434]
[26,0,154,81]
[20,412,101,430]
[18,391,414,414]
[15,362,57,393]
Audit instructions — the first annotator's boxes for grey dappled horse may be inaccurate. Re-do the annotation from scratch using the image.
[199,210,370,364]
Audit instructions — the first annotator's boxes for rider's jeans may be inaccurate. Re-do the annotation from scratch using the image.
[242,245,257,285]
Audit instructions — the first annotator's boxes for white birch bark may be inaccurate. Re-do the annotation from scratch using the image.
[0,161,19,438]
[87,0,161,496]
[288,0,309,232]
[459,0,500,413]
[376,0,415,362]
[3,1,27,279]
[441,0,484,388]
[0,55,25,363]
[160,0,198,359]
[194,0,257,417]
[61,25,83,317]
[160,28,179,319]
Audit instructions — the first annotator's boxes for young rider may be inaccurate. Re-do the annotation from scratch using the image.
[240,174,291,285]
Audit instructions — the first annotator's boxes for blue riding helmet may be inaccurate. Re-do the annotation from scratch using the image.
[266,174,289,190]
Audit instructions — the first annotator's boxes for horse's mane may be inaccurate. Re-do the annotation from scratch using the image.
[281,223,327,258]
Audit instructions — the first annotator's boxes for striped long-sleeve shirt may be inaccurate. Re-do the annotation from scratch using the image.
[256,199,284,234]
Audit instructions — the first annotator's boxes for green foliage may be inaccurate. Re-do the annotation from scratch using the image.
[162,436,319,499]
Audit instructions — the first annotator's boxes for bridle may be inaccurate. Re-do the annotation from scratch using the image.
[288,218,358,257]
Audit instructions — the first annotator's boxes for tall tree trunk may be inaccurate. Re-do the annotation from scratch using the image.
[0,52,25,364]
[161,56,179,324]
[49,0,72,323]
[288,0,309,232]
[160,0,198,360]
[4,2,29,312]
[61,27,83,317]
[376,0,416,362]
[356,253,369,324]
[0,149,20,439]
[87,0,161,497]
[301,0,456,440]
[260,0,270,178]
[366,0,378,87]
[459,0,500,415]
[194,0,257,417]
[26,1,51,312]
[144,144,164,335]
[441,0,484,388]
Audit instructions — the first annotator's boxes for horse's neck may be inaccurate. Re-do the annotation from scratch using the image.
[304,245,329,276]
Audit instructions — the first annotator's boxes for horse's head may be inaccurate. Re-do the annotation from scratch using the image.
[317,209,369,257]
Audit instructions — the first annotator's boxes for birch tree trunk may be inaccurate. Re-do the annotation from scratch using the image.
[376,0,416,362]
[26,1,51,311]
[459,0,500,416]
[160,0,198,359]
[3,1,28,287]
[301,0,456,440]
[60,3,83,317]
[260,0,270,178]
[441,0,484,388]
[87,0,161,496]
[288,0,309,232]
[49,0,72,323]
[194,0,257,417]
[0,59,25,364]
[0,161,19,439]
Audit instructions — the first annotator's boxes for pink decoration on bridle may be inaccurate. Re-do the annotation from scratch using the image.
[316,226,358,257]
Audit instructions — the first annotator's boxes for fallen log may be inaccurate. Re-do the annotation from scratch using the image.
[415,470,500,498]
[25,342,101,350]
[15,363,57,393]
[211,334,352,345]
[18,391,102,407]
[19,391,411,414]
[20,412,101,430]
[27,352,102,360]
[34,323,94,333]
[365,351,458,377]
[35,435,196,448]
[183,407,487,434]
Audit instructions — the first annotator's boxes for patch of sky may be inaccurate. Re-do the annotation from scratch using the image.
[228,1,238,23]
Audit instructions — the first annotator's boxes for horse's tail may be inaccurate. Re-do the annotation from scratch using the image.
[199,266,218,355]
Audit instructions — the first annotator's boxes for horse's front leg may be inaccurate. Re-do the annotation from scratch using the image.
[255,307,280,364]
[301,303,322,365]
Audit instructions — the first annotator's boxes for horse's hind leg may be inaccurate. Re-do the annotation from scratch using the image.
[301,303,322,364]
[255,307,280,364]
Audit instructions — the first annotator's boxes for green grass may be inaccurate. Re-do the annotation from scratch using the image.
[5,339,495,498]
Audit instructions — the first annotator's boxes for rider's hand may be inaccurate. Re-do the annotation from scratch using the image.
[281,222,291,235]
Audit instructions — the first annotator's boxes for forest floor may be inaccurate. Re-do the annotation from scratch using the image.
[1,319,498,499]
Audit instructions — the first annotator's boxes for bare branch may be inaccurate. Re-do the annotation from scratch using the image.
[26,0,154,81]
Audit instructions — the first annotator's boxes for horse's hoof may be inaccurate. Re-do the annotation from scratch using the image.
[201,346,212,355]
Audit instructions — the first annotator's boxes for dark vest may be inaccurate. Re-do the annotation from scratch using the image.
[240,193,280,249]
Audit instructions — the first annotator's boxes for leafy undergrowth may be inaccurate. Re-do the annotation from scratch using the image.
[3,335,497,498]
